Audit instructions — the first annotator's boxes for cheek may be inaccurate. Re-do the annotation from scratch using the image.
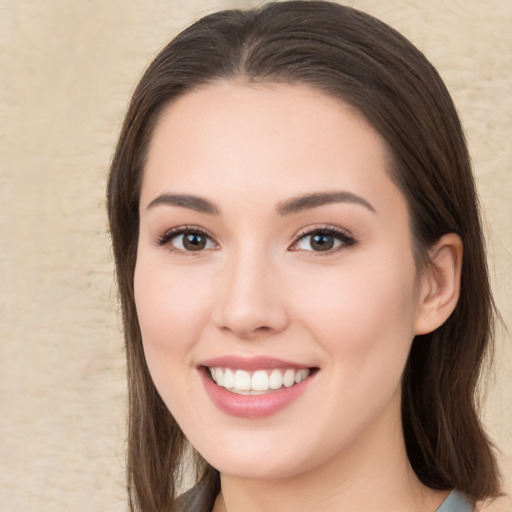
[284,252,418,446]
[133,256,221,426]
[290,250,418,365]
[133,255,214,383]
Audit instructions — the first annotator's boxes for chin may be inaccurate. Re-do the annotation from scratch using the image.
[192,430,332,482]
[209,455,308,481]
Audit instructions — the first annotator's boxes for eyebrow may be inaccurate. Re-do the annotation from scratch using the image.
[277,191,375,215]
[146,190,375,216]
[146,194,220,215]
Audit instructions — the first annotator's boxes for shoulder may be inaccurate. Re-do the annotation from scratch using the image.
[175,480,219,512]
[476,495,512,512]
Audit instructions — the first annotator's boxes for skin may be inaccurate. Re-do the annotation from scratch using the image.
[134,82,463,512]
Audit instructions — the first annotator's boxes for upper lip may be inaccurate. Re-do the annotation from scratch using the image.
[198,356,314,371]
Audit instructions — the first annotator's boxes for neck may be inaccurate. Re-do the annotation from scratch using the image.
[214,392,449,512]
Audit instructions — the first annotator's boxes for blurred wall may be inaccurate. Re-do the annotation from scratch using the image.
[1,1,510,510]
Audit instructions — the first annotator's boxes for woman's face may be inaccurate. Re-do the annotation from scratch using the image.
[135,82,427,479]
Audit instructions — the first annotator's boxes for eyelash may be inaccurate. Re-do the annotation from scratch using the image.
[290,226,357,255]
[156,225,217,255]
[156,225,357,256]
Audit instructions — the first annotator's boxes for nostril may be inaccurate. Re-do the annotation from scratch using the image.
[255,326,272,333]
[218,323,277,340]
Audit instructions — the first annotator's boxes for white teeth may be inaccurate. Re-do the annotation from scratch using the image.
[283,369,295,387]
[215,367,224,387]
[224,368,235,389]
[269,369,283,389]
[234,370,251,391]
[251,370,269,391]
[295,369,309,384]
[208,367,311,394]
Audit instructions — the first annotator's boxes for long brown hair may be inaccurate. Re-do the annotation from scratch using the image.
[107,2,500,510]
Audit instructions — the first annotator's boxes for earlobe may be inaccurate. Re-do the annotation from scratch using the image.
[414,233,463,335]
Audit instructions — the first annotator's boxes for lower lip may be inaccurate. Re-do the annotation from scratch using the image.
[200,369,313,419]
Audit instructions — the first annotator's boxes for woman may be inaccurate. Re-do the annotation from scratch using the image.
[107,2,504,511]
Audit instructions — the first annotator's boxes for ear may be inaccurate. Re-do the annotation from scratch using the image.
[414,233,463,335]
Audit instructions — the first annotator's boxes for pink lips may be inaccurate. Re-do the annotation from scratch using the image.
[198,356,315,419]
[199,355,311,371]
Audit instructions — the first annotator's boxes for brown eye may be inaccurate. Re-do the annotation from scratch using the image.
[291,227,356,253]
[310,233,336,251]
[159,228,217,253]
[182,232,208,251]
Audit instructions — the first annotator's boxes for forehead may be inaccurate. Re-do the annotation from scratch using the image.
[141,81,404,219]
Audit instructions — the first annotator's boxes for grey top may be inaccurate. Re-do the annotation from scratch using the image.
[435,490,473,512]
[177,485,474,512]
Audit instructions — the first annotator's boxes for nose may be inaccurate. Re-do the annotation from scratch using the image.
[212,249,289,340]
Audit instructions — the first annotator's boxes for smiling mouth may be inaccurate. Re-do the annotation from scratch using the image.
[205,367,317,395]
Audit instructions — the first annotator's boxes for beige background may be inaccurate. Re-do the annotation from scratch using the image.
[0,1,510,510]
